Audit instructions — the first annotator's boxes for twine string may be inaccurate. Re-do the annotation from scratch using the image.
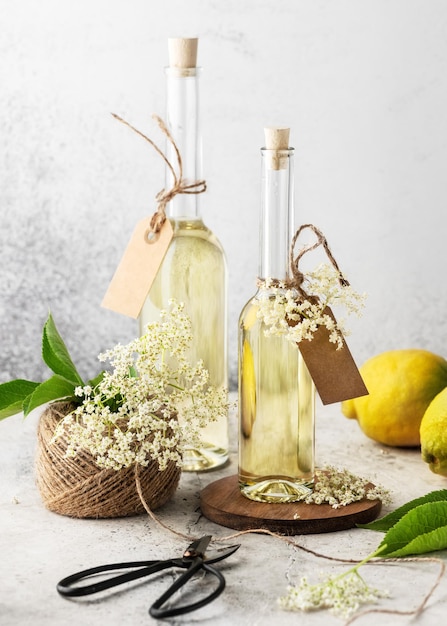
[111,113,206,239]
[257,224,349,302]
[135,465,193,543]
[288,223,350,297]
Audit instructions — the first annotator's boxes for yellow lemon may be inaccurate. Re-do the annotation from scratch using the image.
[420,388,447,476]
[342,349,447,447]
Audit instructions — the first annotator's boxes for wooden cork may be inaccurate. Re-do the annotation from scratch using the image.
[264,126,290,169]
[168,38,198,73]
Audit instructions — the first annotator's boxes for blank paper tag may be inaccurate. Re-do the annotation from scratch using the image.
[101,217,173,319]
[298,308,368,405]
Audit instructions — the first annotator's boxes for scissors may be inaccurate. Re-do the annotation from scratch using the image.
[56,535,240,619]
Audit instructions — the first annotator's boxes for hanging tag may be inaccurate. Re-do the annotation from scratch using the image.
[101,217,173,319]
[298,307,368,405]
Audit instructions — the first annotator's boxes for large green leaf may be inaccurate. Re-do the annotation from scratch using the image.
[0,379,40,420]
[42,314,83,385]
[376,501,447,558]
[22,375,76,416]
[359,489,447,532]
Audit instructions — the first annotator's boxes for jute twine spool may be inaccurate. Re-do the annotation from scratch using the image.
[35,402,181,519]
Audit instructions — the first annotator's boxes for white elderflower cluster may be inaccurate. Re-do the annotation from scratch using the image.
[301,466,392,509]
[53,301,228,472]
[257,264,366,349]
[279,570,389,619]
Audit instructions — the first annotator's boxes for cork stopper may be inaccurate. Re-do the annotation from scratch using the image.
[264,127,290,150]
[168,38,198,74]
[264,126,291,170]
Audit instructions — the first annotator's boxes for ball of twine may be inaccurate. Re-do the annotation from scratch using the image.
[35,402,181,519]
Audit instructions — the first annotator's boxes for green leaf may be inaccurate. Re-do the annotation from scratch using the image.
[42,314,83,385]
[376,501,447,558]
[0,379,40,419]
[358,489,447,532]
[87,371,105,389]
[22,375,77,416]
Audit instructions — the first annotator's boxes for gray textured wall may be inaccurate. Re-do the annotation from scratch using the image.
[2,0,447,390]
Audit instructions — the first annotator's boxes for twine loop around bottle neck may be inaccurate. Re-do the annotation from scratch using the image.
[258,224,349,299]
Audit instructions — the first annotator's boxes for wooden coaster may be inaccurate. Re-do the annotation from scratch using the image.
[200,474,382,535]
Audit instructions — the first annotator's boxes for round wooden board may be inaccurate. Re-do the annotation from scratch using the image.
[200,474,382,535]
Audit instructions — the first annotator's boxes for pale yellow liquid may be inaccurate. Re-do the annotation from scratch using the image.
[238,297,315,502]
[139,219,229,471]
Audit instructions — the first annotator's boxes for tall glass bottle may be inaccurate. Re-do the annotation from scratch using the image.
[238,127,315,502]
[139,38,229,471]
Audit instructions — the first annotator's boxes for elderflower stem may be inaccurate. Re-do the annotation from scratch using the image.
[338,544,389,578]
[168,382,186,392]
[331,545,388,587]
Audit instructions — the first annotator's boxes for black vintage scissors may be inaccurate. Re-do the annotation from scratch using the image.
[57,535,240,619]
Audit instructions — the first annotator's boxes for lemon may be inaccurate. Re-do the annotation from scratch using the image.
[342,349,447,447]
[420,388,447,476]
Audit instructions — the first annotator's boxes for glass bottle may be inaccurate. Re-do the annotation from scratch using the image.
[238,127,315,502]
[139,38,229,471]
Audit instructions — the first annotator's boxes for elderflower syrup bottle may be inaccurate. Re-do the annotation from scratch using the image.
[238,127,315,502]
[139,38,229,471]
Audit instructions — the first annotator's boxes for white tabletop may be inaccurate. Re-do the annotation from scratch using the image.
[2,395,447,626]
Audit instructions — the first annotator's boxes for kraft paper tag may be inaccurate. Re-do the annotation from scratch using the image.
[297,307,368,405]
[101,217,173,319]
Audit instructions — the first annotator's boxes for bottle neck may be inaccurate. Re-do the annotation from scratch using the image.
[165,67,203,220]
[259,148,295,281]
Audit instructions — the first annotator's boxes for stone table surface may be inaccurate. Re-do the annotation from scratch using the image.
[2,394,447,626]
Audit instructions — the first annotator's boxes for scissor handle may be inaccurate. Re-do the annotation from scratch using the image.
[149,558,225,619]
[57,559,176,597]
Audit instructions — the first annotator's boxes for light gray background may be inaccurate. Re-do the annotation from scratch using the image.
[1,0,446,389]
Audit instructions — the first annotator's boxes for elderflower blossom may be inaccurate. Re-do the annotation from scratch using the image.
[53,301,228,472]
[279,570,389,619]
[301,466,391,509]
[257,263,366,349]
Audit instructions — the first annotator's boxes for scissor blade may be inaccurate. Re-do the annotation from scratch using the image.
[183,535,212,560]
[204,543,241,565]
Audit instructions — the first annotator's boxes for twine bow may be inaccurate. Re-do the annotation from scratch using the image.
[112,113,206,240]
